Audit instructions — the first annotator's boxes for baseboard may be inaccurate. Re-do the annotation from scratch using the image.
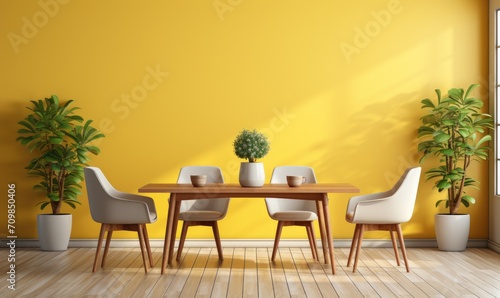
[4,238,490,249]
[488,240,500,253]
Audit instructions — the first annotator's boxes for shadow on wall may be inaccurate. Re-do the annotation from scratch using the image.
[286,90,422,191]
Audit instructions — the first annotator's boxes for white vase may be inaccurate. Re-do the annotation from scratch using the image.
[434,213,470,251]
[37,214,72,251]
[239,162,265,187]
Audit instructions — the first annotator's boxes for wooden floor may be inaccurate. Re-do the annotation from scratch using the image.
[3,247,500,297]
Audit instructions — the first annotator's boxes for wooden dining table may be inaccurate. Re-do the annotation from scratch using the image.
[138,182,360,274]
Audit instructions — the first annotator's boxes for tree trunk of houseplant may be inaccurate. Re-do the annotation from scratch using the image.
[37,214,72,251]
[434,213,470,251]
[239,162,265,187]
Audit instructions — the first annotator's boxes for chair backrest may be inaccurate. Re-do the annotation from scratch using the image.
[350,167,421,224]
[84,167,156,224]
[176,166,229,214]
[265,166,318,216]
[84,167,120,223]
[387,166,421,222]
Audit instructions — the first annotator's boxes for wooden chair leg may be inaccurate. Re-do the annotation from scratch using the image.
[101,228,113,267]
[316,201,329,264]
[271,221,284,261]
[137,224,149,273]
[389,228,401,266]
[93,223,154,273]
[353,224,365,273]
[93,224,106,272]
[396,224,410,272]
[347,224,360,268]
[212,221,224,261]
[305,223,318,260]
[306,224,315,260]
[305,224,314,260]
[311,225,319,261]
[177,221,189,261]
[142,224,154,267]
[347,223,409,273]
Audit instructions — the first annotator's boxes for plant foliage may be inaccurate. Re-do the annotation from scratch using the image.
[16,95,105,214]
[233,129,270,162]
[418,84,493,214]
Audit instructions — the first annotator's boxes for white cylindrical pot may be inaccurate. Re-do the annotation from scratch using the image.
[37,214,72,251]
[434,213,470,251]
[239,162,265,187]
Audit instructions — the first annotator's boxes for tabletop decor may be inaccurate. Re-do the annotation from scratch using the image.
[233,129,270,187]
[417,84,493,251]
[16,95,105,250]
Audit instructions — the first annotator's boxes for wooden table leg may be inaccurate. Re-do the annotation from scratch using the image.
[168,197,182,265]
[322,194,336,274]
[316,200,328,264]
[162,194,177,274]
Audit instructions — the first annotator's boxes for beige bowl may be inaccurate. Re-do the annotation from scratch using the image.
[286,175,306,187]
[190,175,207,187]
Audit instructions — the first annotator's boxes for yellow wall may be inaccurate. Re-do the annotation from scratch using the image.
[0,0,490,241]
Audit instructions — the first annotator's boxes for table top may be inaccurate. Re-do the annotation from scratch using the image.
[138,183,359,199]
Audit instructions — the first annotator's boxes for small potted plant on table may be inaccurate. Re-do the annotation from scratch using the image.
[233,129,270,187]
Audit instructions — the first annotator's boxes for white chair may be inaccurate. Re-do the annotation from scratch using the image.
[175,166,229,261]
[84,167,157,273]
[265,166,319,261]
[345,167,421,273]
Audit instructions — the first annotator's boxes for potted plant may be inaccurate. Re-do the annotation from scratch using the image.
[16,95,104,250]
[233,129,270,187]
[417,84,493,251]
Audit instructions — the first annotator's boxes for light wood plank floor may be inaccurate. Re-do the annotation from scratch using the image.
[3,247,500,297]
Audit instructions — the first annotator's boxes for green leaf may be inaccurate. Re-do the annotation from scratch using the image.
[462,195,476,206]
[51,95,59,106]
[86,133,105,144]
[440,149,454,156]
[433,132,451,143]
[18,119,35,129]
[436,179,451,189]
[435,199,446,207]
[48,193,59,201]
[39,202,50,210]
[85,145,101,155]
[464,83,480,99]
[448,88,464,101]
[475,135,492,147]
[435,89,442,102]
[457,128,470,138]
[445,174,461,181]
[19,137,34,145]
[441,120,455,126]
[421,98,436,109]
[49,137,64,144]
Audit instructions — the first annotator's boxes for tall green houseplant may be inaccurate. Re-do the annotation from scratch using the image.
[16,95,105,214]
[418,84,493,215]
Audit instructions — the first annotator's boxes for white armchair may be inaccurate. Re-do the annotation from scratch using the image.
[175,166,229,261]
[265,166,319,261]
[84,167,157,273]
[345,167,421,273]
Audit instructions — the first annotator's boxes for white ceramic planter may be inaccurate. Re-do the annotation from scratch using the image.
[239,162,265,187]
[434,213,470,251]
[37,214,72,251]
